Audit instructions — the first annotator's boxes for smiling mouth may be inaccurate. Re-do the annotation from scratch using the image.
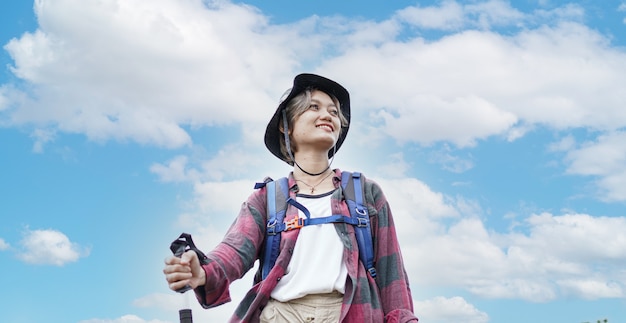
[316,124,334,131]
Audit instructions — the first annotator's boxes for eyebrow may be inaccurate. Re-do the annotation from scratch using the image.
[310,98,337,107]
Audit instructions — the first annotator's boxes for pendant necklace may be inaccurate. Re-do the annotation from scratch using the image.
[296,170,334,194]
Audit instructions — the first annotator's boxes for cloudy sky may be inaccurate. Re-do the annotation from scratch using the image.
[1,0,625,322]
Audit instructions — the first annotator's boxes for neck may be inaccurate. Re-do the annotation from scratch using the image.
[292,158,335,194]
[292,151,331,179]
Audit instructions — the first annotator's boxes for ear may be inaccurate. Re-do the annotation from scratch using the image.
[279,123,291,135]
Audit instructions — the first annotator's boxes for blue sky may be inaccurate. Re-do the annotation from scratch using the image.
[1,0,626,322]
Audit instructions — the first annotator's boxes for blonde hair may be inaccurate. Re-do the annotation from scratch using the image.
[279,88,349,165]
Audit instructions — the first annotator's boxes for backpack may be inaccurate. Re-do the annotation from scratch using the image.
[254,171,376,280]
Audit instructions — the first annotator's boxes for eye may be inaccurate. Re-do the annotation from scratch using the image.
[329,108,339,116]
[309,104,319,110]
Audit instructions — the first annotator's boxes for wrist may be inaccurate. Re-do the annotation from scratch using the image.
[195,264,207,287]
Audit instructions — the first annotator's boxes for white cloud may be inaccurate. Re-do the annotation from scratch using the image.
[464,0,526,29]
[2,0,625,154]
[18,228,89,266]
[30,128,56,153]
[150,144,283,186]
[193,180,255,219]
[396,0,548,31]
[0,238,10,250]
[428,145,475,173]
[564,131,626,201]
[506,123,534,142]
[396,1,466,30]
[3,0,298,148]
[548,134,576,153]
[521,213,626,262]
[375,152,413,178]
[324,21,626,143]
[374,93,518,147]
[557,278,624,299]
[414,296,489,323]
[344,175,626,302]
[150,155,197,183]
[380,177,461,221]
[404,209,626,301]
[132,293,182,310]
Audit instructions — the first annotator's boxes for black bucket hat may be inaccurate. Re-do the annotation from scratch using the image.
[264,73,351,164]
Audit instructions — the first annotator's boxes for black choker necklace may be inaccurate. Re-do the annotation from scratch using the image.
[295,161,330,176]
[296,170,334,194]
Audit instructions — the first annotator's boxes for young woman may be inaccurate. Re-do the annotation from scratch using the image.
[163,74,418,323]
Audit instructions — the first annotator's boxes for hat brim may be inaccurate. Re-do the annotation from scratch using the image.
[264,73,351,164]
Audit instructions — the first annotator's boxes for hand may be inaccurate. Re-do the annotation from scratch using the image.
[163,250,206,292]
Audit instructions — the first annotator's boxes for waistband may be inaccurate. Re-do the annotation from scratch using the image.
[286,291,344,306]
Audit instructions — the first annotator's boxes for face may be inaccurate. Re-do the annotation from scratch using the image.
[290,90,342,154]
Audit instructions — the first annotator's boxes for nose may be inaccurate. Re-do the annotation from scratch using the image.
[319,107,333,120]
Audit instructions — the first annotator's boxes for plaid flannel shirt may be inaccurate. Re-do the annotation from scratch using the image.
[194,169,418,323]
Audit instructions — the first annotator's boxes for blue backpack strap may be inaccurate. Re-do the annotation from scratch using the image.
[259,172,376,280]
[260,177,289,280]
[304,214,360,226]
[342,171,377,278]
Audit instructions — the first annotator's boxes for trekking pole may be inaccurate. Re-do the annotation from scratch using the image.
[170,233,209,323]
[178,308,193,323]
[177,291,193,323]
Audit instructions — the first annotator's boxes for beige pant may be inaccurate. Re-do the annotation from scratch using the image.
[260,291,343,323]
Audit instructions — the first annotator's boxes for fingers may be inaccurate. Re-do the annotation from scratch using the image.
[164,255,181,265]
[163,255,191,290]
[163,251,204,291]
[181,250,206,287]
[166,272,192,291]
[163,261,191,275]
[165,251,196,264]
[163,264,192,291]
[179,250,198,265]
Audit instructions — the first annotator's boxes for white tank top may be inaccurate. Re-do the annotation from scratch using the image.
[270,190,348,301]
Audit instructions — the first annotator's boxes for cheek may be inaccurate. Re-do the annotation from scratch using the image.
[334,120,342,135]
[290,125,309,141]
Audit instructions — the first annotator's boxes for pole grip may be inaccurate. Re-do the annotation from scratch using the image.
[179,308,193,323]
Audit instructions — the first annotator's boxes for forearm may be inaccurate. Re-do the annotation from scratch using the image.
[194,199,266,308]
[194,242,245,308]
[369,184,417,319]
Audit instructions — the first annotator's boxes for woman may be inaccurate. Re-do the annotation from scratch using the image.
[163,73,418,322]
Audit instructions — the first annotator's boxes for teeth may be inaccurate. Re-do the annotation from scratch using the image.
[317,125,332,131]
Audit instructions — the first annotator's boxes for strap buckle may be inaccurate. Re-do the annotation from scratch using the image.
[285,215,304,231]
[267,219,279,235]
[368,267,378,278]
[357,217,369,227]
